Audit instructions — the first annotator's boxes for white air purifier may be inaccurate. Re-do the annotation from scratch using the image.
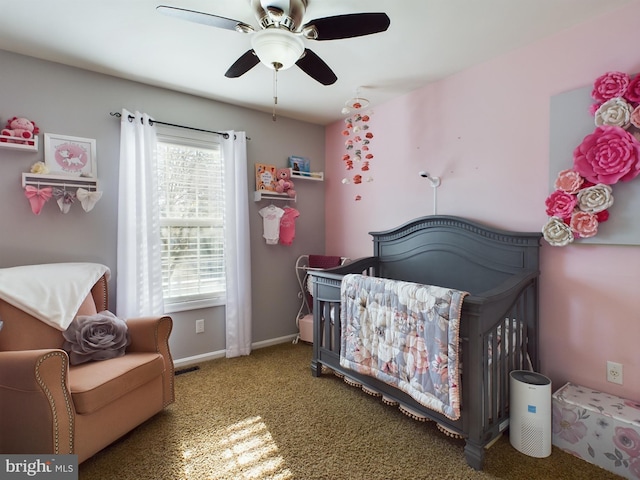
[509,370,552,458]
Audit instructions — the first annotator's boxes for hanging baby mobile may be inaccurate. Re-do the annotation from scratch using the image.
[340,95,375,201]
[542,70,640,246]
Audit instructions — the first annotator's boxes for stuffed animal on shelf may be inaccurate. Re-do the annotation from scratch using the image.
[275,168,296,198]
[1,117,39,145]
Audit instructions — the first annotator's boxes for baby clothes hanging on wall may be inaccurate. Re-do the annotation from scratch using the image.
[259,204,284,245]
[279,207,300,245]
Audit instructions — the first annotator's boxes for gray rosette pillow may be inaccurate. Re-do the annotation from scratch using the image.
[63,310,130,365]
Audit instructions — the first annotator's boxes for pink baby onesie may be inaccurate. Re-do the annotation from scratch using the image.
[259,205,284,245]
[279,207,300,245]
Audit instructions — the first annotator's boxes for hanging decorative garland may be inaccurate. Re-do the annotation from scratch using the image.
[341,97,374,201]
[542,70,640,246]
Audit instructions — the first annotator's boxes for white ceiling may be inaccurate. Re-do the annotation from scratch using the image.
[0,0,635,125]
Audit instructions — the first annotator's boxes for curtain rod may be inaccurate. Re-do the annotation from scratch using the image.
[109,112,250,140]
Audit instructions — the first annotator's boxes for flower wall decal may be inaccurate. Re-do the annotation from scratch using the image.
[543,70,640,246]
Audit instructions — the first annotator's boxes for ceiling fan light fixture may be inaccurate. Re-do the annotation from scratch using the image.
[251,28,304,71]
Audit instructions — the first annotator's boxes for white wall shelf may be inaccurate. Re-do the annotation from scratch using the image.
[22,172,99,190]
[291,170,323,181]
[0,135,38,152]
[254,190,296,202]
[253,168,323,202]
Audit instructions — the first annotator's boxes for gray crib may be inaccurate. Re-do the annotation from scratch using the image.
[309,215,542,470]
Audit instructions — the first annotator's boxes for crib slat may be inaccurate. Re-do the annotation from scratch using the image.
[323,301,331,349]
[333,303,341,352]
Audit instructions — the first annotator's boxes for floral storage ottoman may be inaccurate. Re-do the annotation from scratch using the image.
[552,382,640,479]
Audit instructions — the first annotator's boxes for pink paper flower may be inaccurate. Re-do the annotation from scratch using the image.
[613,426,640,458]
[554,169,584,194]
[596,210,609,223]
[573,125,640,184]
[592,71,630,103]
[545,190,576,219]
[626,74,640,104]
[570,211,598,238]
[631,105,640,129]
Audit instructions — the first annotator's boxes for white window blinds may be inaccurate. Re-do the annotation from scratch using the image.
[156,132,225,308]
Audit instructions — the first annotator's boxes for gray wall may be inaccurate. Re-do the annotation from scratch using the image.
[0,49,326,362]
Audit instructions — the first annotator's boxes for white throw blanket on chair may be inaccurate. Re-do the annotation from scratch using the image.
[0,262,111,331]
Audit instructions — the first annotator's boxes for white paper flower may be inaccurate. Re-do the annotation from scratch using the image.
[576,184,614,213]
[595,97,632,129]
[30,161,49,174]
[542,217,574,247]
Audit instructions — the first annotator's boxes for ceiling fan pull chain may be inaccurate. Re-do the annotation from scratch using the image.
[272,67,278,121]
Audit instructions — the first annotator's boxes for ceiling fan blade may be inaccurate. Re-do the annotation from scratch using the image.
[304,13,390,40]
[157,5,253,33]
[225,50,260,78]
[296,49,337,86]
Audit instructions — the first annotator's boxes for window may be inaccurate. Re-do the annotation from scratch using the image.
[156,129,225,311]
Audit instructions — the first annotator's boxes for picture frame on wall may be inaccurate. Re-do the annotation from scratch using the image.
[44,133,97,178]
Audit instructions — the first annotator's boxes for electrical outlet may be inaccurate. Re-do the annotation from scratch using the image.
[607,361,623,385]
[195,319,205,334]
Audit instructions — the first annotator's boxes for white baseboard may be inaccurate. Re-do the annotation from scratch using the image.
[173,334,299,369]
[173,350,226,369]
[252,333,299,349]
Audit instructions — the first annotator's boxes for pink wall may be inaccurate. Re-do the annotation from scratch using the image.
[325,2,640,401]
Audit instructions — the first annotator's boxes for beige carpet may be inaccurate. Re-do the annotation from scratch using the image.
[79,343,621,479]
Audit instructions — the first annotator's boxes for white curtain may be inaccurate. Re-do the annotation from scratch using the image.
[222,131,252,358]
[116,109,164,318]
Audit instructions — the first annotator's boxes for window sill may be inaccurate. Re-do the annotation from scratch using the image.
[164,297,225,313]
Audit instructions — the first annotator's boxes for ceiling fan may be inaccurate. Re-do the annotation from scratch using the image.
[157,0,391,86]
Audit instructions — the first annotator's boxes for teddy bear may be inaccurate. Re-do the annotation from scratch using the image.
[1,117,39,145]
[275,168,296,198]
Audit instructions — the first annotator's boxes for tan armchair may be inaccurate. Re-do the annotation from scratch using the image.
[0,273,174,463]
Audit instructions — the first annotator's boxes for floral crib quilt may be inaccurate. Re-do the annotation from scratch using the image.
[339,274,468,420]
